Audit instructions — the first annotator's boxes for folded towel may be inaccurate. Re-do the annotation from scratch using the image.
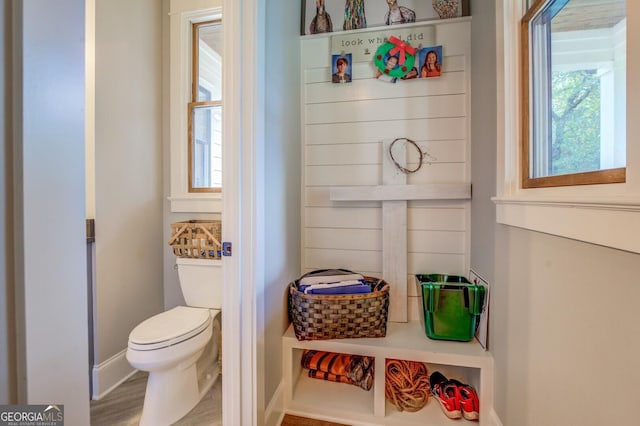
[302,283,371,295]
[301,349,374,382]
[307,369,374,391]
[299,273,364,286]
[307,370,353,385]
[301,350,375,390]
[298,280,371,294]
[302,350,352,375]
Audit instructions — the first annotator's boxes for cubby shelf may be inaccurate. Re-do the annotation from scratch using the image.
[282,321,493,425]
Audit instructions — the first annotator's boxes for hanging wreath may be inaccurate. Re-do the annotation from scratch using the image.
[374,36,417,79]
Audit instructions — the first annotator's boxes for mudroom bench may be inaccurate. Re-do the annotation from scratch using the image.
[282,321,494,425]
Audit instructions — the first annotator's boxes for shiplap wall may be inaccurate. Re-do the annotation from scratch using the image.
[301,20,471,322]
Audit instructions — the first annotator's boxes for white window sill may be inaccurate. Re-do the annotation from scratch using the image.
[493,197,640,254]
[169,195,222,213]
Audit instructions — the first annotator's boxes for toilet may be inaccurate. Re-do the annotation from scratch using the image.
[126,257,222,426]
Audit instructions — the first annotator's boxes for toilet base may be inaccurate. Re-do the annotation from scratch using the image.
[137,315,221,426]
[138,350,220,426]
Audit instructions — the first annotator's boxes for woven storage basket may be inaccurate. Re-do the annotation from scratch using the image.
[168,220,222,259]
[288,271,390,341]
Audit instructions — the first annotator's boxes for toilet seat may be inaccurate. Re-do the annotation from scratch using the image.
[128,306,212,351]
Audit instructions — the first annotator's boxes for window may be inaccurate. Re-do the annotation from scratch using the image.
[189,20,223,192]
[495,0,640,253]
[521,0,626,188]
[168,2,222,212]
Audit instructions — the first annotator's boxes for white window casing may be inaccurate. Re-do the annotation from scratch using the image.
[168,0,222,212]
[494,0,640,254]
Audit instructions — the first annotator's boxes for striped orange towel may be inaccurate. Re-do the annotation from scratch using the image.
[307,370,353,385]
[301,350,374,390]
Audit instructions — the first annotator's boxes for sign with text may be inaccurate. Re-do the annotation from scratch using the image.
[1,405,64,426]
[331,25,435,63]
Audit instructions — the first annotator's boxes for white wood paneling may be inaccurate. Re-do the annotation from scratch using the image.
[408,206,468,231]
[301,36,331,67]
[305,206,381,228]
[305,70,466,102]
[306,163,466,186]
[304,248,381,272]
[305,94,466,124]
[301,20,471,322]
[305,228,381,250]
[306,142,381,165]
[305,139,466,165]
[408,163,468,182]
[306,164,379,186]
[304,250,465,275]
[305,117,467,144]
[408,230,466,254]
[407,252,466,274]
[305,228,465,253]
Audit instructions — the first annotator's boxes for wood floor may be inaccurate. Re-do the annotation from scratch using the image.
[90,371,221,425]
[90,371,344,425]
[280,415,348,426]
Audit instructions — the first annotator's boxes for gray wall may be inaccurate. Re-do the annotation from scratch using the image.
[492,228,640,425]
[1,0,165,412]
[470,0,496,288]
[470,1,640,425]
[11,0,90,423]
[263,0,302,418]
[0,0,15,405]
[0,0,166,402]
[93,0,164,366]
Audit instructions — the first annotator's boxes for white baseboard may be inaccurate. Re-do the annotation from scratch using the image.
[490,408,503,426]
[264,380,284,426]
[91,349,137,400]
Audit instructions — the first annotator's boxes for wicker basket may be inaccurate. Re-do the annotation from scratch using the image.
[168,220,222,259]
[288,271,390,341]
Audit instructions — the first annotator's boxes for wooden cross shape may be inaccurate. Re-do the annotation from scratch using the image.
[330,139,470,322]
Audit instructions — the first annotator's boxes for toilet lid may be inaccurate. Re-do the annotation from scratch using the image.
[129,306,210,349]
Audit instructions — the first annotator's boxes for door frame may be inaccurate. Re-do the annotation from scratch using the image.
[222,0,264,424]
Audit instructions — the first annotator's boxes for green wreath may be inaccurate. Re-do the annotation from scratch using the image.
[374,40,416,79]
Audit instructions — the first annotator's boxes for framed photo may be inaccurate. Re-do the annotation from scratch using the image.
[417,45,443,78]
[331,53,353,83]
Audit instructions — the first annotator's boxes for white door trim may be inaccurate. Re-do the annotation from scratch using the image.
[221,0,243,424]
[222,0,264,424]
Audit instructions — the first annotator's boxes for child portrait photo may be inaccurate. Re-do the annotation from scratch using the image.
[418,45,443,78]
[332,53,353,83]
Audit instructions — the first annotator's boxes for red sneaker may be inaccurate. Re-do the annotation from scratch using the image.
[451,379,480,421]
[430,372,462,419]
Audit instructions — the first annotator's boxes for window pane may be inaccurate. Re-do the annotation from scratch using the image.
[192,105,222,189]
[528,0,626,180]
[197,23,222,102]
[550,69,601,175]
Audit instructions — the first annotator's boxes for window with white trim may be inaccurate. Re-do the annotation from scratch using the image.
[494,0,640,254]
[168,0,222,213]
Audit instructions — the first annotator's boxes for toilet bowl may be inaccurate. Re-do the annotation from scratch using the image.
[126,257,222,426]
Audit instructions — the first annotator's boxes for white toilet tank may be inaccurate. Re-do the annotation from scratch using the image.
[176,257,222,308]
